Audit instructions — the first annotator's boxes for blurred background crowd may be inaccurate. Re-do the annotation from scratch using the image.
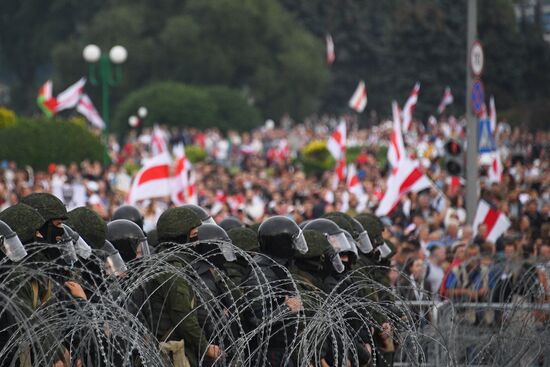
[2,114,550,308]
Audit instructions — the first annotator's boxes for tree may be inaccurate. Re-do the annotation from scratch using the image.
[51,0,329,122]
[0,0,104,112]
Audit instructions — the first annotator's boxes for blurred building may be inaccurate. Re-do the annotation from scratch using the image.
[515,0,550,42]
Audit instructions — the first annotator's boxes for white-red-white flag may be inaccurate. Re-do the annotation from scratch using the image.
[473,200,510,243]
[77,94,105,129]
[446,175,465,196]
[348,81,367,113]
[375,159,433,216]
[56,78,86,112]
[151,125,168,156]
[327,120,347,160]
[346,163,366,200]
[489,95,497,133]
[437,87,454,114]
[326,34,335,65]
[171,143,198,205]
[335,158,347,183]
[387,101,406,168]
[487,151,503,184]
[127,152,173,204]
[402,82,420,131]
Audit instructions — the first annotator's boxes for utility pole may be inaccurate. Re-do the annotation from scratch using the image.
[465,0,478,224]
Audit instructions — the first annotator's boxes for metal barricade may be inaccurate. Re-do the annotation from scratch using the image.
[392,300,550,366]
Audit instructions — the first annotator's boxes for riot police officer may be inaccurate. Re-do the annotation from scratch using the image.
[149,207,221,367]
[243,215,308,367]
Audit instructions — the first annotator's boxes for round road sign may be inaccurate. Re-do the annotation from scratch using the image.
[470,41,484,77]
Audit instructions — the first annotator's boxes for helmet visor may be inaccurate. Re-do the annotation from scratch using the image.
[105,252,128,277]
[356,231,374,254]
[327,232,353,254]
[292,230,308,254]
[136,238,151,258]
[1,234,27,262]
[378,242,392,259]
[74,236,92,260]
[203,217,216,225]
[219,241,237,262]
[329,250,345,273]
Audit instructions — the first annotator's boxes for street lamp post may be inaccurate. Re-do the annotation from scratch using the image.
[83,44,127,165]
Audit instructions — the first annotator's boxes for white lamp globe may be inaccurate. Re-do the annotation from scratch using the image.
[137,107,148,118]
[83,44,101,63]
[128,115,139,127]
[109,45,127,64]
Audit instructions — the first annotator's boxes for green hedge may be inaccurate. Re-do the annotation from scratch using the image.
[113,82,261,135]
[0,118,104,170]
[300,140,386,174]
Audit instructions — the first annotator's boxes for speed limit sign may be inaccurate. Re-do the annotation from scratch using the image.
[470,41,484,77]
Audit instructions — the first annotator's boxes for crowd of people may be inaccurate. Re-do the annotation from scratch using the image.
[1,114,550,365]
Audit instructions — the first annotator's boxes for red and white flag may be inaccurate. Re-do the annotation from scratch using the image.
[347,163,366,200]
[446,175,465,195]
[171,143,198,205]
[473,200,510,243]
[127,152,173,204]
[331,157,347,190]
[326,34,335,65]
[55,78,86,112]
[375,159,433,216]
[151,125,168,156]
[348,81,367,113]
[387,101,406,168]
[327,120,347,160]
[402,82,420,131]
[77,94,105,129]
[487,151,503,184]
[489,95,497,133]
[437,87,454,114]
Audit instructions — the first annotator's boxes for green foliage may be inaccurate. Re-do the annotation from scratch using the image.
[205,86,262,132]
[301,140,335,174]
[0,107,16,129]
[49,0,328,122]
[185,145,207,164]
[113,82,261,134]
[0,118,103,170]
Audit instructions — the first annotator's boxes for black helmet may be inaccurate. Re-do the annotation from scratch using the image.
[303,219,355,256]
[112,205,144,230]
[227,227,259,253]
[0,203,45,244]
[219,216,244,232]
[181,204,215,224]
[258,216,307,259]
[0,220,27,262]
[195,224,236,263]
[21,192,67,221]
[107,219,150,262]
